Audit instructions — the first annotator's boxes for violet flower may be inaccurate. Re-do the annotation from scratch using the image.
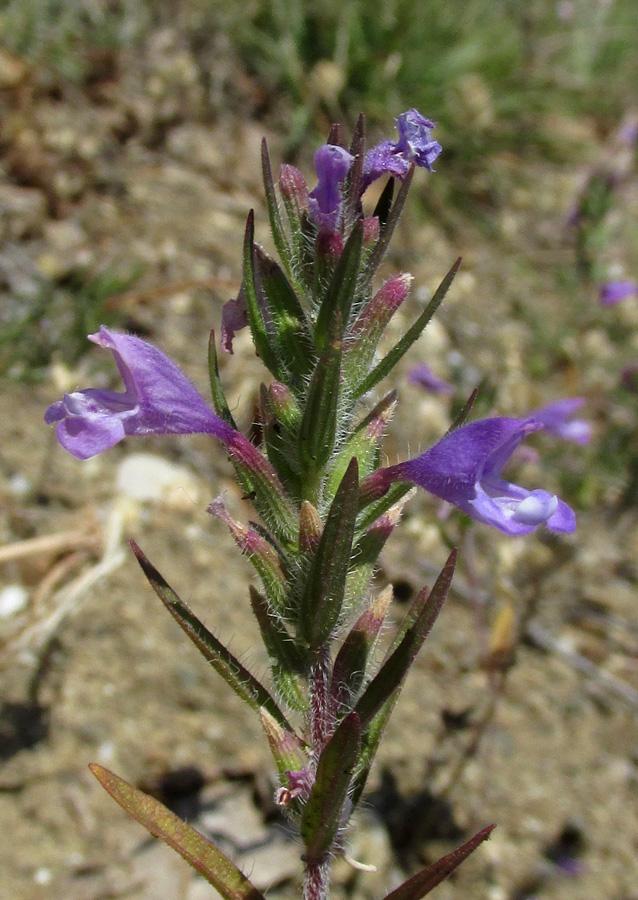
[408,363,455,395]
[220,288,248,354]
[363,109,442,189]
[599,280,638,306]
[530,398,592,445]
[308,144,354,232]
[364,417,575,536]
[45,326,234,459]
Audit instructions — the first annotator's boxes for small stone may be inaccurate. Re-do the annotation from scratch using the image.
[115,454,200,508]
[0,585,29,618]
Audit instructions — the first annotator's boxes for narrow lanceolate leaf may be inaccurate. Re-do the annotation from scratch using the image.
[314,223,363,353]
[208,497,288,615]
[327,391,397,498]
[350,691,398,807]
[249,587,308,712]
[355,550,457,728]
[261,138,292,276]
[373,178,395,228]
[362,165,414,290]
[380,825,496,900]
[208,330,237,428]
[347,491,412,603]
[298,314,342,473]
[445,387,478,436]
[357,482,415,535]
[90,765,267,900]
[300,459,359,648]
[331,586,393,710]
[259,709,309,781]
[353,257,462,400]
[225,433,299,542]
[300,712,362,864]
[242,210,282,379]
[130,542,292,731]
[254,247,314,382]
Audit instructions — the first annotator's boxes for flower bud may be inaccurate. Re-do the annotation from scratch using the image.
[362,216,380,248]
[279,164,309,222]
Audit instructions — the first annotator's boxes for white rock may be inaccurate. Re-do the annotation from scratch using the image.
[0,585,29,618]
[115,454,200,507]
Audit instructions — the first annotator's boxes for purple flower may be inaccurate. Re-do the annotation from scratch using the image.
[45,326,234,459]
[221,288,248,354]
[308,144,354,231]
[599,280,638,306]
[363,109,442,188]
[363,417,575,536]
[530,398,591,445]
[408,363,455,395]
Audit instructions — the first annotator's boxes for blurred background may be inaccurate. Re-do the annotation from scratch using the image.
[1,2,637,899]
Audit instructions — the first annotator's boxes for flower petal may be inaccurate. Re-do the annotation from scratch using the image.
[45,327,233,459]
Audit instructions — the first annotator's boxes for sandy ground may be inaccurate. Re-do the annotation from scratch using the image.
[1,32,637,900]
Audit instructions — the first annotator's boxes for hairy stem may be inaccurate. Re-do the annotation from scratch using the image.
[309,646,333,756]
[303,859,331,900]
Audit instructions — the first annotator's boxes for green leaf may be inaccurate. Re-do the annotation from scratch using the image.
[353,257,461,400]
[445,387,478,436]
[327,391,397,498]
[131,541,293,731]
[347,491,411,604]
[314,222,363,354]
[331,586,392,709]
[261,138,292,276]
[300,459,359,649]
[254,246,314,382]
[355,550,457,728]
[242,210,282,379]
[207,330,237,428]
[249,586,308,712]
[298,313,343,474]
[259,709,309,782]
[90,764,267,900]
[350,692,398,807]
[373,178,395,228]
[356,482,414,535]
[380,825,496,900]
[300,711,361,863]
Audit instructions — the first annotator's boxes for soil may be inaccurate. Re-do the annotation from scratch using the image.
[1,32,637,900]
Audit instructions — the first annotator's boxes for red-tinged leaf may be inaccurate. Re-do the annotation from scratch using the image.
[380,825,496,900]
[355,550,457,728]
[130,541,293,732]
[300,711,361,864]
[353,257,461,400]
[90,764,267,900]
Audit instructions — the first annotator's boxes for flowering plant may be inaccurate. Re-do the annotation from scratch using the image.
[46,111,576,900]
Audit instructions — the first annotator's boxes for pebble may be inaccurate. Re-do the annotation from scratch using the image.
[0,585,29,618]
[115,453,200,507]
